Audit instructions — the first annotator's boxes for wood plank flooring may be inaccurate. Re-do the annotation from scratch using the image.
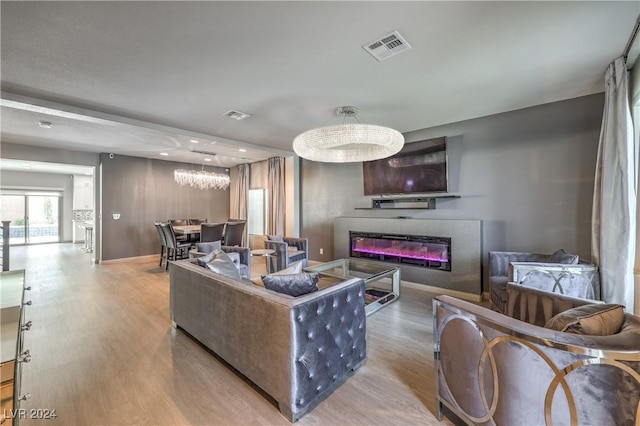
[10,243,452,425]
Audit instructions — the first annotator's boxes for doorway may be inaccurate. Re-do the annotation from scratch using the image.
[0,193,61,245]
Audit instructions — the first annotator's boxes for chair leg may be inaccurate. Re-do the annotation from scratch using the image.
[165,248,172,271]
[159,246,165,267]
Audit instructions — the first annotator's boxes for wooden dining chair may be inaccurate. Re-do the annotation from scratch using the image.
[200,222,225,243]
[223,221,246,246]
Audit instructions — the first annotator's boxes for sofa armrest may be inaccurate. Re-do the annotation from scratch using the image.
[286,277,367,420]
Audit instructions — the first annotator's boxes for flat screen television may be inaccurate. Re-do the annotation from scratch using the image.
[363,136,448,196]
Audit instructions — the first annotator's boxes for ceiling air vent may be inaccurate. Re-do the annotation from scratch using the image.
[362,30,411,62]
[223,110,251,120]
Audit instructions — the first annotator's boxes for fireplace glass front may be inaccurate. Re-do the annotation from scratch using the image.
[350,231,451,271]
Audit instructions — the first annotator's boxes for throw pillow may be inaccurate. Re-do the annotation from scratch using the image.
[206,252,242,280]
[196,249,220,267]
[267,235,285,243]
[196,241,222,254]
[261,272,319,297]
[272,261,303,275]
[547,249,579,265]
[544,304,625,336]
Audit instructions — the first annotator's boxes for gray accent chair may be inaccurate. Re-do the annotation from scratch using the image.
[488,250,600,314]
[434,284,640,426]
[264,236,309,273]
[170,259,367,421]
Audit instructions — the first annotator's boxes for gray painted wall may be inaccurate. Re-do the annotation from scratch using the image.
[300,93,604,292]
[0,170,74,241]
[100,153,230,261]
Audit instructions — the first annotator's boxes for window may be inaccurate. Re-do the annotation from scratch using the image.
[248,189,268,235]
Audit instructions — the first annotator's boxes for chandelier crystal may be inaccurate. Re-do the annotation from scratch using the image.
[174,169,230,190]
[293,106,404,163]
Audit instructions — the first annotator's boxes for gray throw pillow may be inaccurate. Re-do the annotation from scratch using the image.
[267,235,285,243]
[196,249,220,267]
[206,252,241,280]
[544,304,625,336]
[548,249,579,264]
[196,241,222,254]
[261,272,319,297]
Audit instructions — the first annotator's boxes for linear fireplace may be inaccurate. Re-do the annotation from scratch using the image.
[350,231,451,271]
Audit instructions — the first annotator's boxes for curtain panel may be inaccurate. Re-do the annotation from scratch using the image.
[267,157,285,236]
[231,163,250,245]
[592,56,637,311]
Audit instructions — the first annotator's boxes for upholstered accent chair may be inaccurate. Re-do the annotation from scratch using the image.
[434,284,640,426]
[264,236,309,273]
[488,249,600,314]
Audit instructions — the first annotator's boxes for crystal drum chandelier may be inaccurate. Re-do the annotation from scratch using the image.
[174,168,230,190]
[293,106,404,163]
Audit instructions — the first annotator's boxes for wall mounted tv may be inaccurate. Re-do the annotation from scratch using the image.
[363,136,448,196]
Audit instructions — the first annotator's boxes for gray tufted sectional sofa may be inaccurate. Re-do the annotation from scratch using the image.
[169,258,367,421]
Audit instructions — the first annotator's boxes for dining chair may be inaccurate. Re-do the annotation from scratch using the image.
[168,219,189,241]
[160,222,192,270]
[154,221,168,267]
[223,221,246,246]
[200,222,225,243]
[188,218,207,225]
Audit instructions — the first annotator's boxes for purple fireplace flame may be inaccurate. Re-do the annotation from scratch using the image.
[350,231,451,271]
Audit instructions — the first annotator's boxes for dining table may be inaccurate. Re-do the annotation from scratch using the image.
[173,225,201,241]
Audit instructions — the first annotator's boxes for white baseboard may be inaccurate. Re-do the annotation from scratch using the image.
[402,280,482,302]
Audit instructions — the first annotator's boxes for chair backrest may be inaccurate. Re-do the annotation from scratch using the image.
[224,221,246,246]
[169,219,188,226]
[188,218,207,225]
[154,222,167,246]
[200,222,225,243]
[161,222,179,249]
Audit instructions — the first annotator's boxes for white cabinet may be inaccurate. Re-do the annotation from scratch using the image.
[73,175,94,210]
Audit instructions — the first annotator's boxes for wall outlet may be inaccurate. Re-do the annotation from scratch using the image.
[319,248,324,255]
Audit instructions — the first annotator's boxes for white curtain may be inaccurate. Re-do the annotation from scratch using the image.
[592,56,637,311]
[267,157,285,236]
[230,163,250,245]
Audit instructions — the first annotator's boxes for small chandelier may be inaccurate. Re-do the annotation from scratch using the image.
[293,106,404,163]
[174,167,230,190]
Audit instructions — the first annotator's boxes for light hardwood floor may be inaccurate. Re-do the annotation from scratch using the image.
[11,243,452,425]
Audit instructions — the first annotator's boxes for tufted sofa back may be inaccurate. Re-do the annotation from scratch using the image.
[170,258,367,421]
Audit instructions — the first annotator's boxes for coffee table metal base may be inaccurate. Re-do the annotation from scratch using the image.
[305,258,400,316]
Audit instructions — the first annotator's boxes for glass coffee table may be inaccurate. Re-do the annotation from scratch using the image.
[304,258,400,316]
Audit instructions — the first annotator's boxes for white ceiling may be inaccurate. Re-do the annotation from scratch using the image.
[1,1,639,169]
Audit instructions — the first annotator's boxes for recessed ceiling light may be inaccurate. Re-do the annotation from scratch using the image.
[160,152,169,156]
[190,139,199,143]
[39,120,53,129]
[204,158,212,162]
[239,148,247,152]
